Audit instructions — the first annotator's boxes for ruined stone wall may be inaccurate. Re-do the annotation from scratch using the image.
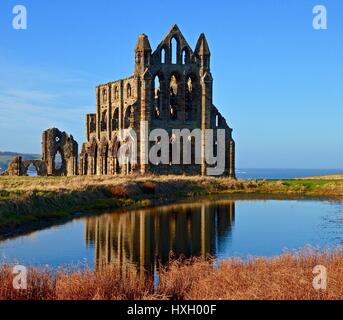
[3,128,78,177]
[80,25,236,178]
[42,128,78,176]
[2,156,48,176]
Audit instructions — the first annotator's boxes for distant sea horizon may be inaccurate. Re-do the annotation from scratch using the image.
[236,168,343,180]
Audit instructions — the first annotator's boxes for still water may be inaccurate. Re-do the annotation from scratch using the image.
[1,197,343,272]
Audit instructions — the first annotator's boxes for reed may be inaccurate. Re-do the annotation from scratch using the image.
[1,250,343,300]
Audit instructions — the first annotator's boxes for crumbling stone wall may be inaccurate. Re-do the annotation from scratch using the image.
[2,128,78,177]
[80,25,236,178]
[1,156,48,176]
[42,128,78,176]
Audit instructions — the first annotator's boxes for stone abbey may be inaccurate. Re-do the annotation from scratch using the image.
[80,24,235,178]
[3,25,235,178]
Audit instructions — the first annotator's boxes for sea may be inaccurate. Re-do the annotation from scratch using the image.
[235,168,343,180]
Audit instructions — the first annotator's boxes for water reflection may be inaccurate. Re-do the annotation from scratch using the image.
[85,200,235,272]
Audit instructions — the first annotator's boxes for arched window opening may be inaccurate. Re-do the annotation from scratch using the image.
[182,49,188,64]
[127,84,132,98]
[90,117,96,133]
[114,142,121,175]
[102,89,107,103]
[112,108,119,131]
[93,144,98,175]
[54,150,63,171]
[113,86,119,100]
[27,163,38,177]
[170,75,178,120]
[101,110,107,131]
[124,106,134,129]
[171,37,178,64]
[216,115,219,128]
[185,77,193,121]
[161,48,166,64]
[153,76,161,119]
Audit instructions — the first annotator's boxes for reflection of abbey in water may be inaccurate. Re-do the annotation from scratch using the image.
[85,201,235,271]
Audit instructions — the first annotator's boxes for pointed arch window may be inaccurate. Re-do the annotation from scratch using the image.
[182,48,189,64]
[101,110,108,131]
[112,108,119,131]
[161,48,166,64]
[113,86,119,100]
[153,75,162,120]
[54,150,63,171]
[102,88,107,103]
[127,83,132,98]
[170,75,178,120]
[185,77,193,121]
[171,37,178,64]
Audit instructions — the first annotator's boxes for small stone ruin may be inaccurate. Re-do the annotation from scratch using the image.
[2,128,78,177]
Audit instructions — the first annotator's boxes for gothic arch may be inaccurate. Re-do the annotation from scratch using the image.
[182,47,190,64]
[161,46,167,64]
[127,83,132,98]
[113,85,119,100]
[124,105,134,129]
[152,72,165,120]
[89,138,99,175]
[101,110,107,131]
[110,137,121,175]
[170,36,180,64]
[112,108,119,131]
[169,72,182,121]
[185,73,198,122]
[100,138,109,175]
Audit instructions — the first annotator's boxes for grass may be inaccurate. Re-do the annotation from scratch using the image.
[1,249,342,300]
[2,175,343,235]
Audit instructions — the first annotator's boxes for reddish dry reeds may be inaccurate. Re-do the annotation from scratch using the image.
[1,250,343,300]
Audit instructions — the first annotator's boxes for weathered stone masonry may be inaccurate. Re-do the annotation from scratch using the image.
[3,25,235,178]
[80,25,236,178]
[3,128,78,176]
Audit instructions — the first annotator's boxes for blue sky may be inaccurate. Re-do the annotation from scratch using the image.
[0,0,342,169]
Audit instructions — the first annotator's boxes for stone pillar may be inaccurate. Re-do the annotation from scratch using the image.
[96,88,101,141]
[200,73,212,176]
[229,139,236,179]
[107,83,112,141]
[140,75,152,175]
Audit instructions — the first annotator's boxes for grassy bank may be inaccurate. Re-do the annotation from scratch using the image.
[1,175,343,235]
[1,249,342,300]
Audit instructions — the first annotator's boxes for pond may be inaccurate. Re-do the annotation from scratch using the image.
[1,196,343,273]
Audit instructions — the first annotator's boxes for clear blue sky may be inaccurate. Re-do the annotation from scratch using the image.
[0,0,342,169]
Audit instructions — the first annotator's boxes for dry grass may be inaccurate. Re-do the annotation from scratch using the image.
[302,174,343,180]
[1,250,343,300]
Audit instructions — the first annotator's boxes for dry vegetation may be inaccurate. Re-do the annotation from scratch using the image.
[2,175,343,233]
[1,250,343,300]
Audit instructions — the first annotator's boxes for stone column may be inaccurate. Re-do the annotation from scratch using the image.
[200,73,212,176]
[229,139,236,179]
[140,75,152,175]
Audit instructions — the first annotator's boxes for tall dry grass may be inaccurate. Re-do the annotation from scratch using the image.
[1,250,343,300]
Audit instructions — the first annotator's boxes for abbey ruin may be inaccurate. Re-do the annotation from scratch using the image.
[80,25,235,178]
[3,128,78,177]
[3,25,235,178]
